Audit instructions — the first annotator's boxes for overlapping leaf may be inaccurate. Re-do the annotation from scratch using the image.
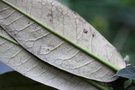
[0,0,126,82]
[0,27,98,90]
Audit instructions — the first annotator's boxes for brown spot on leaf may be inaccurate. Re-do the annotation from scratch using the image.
[83,29,88,33]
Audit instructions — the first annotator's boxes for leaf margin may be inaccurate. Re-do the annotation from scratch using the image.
[0,26,110,90]
[0,0,120,71]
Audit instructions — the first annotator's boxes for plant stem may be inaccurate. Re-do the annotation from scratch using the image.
[0,34,19,46]
[86,80,111,90]
[1,0,120,71]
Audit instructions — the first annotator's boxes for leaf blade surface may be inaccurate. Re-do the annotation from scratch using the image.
[0,0,126,82]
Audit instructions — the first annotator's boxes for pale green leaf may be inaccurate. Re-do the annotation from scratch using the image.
[0,0,126,82]
[0,27,98,90]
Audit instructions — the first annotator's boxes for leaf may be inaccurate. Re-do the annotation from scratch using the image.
[124,79,133,89]
[0,71,57,90]
[0,0,126,82]
[116,67,135,80]
[0,27,98,90]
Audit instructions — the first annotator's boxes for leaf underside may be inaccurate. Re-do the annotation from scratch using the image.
[0,27,98,90]
[0,0,126,82]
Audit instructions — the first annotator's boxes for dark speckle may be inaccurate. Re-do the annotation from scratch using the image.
[92,33,95,37]
[47,49,50,51]
[50,19,53,22]
[14,33,17,36]
[28,21,31,24]
[47,13,53,17]
[47,13,53,22]
[83,29,88,33]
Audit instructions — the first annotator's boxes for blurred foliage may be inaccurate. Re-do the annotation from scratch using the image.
[58,0,135,66]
